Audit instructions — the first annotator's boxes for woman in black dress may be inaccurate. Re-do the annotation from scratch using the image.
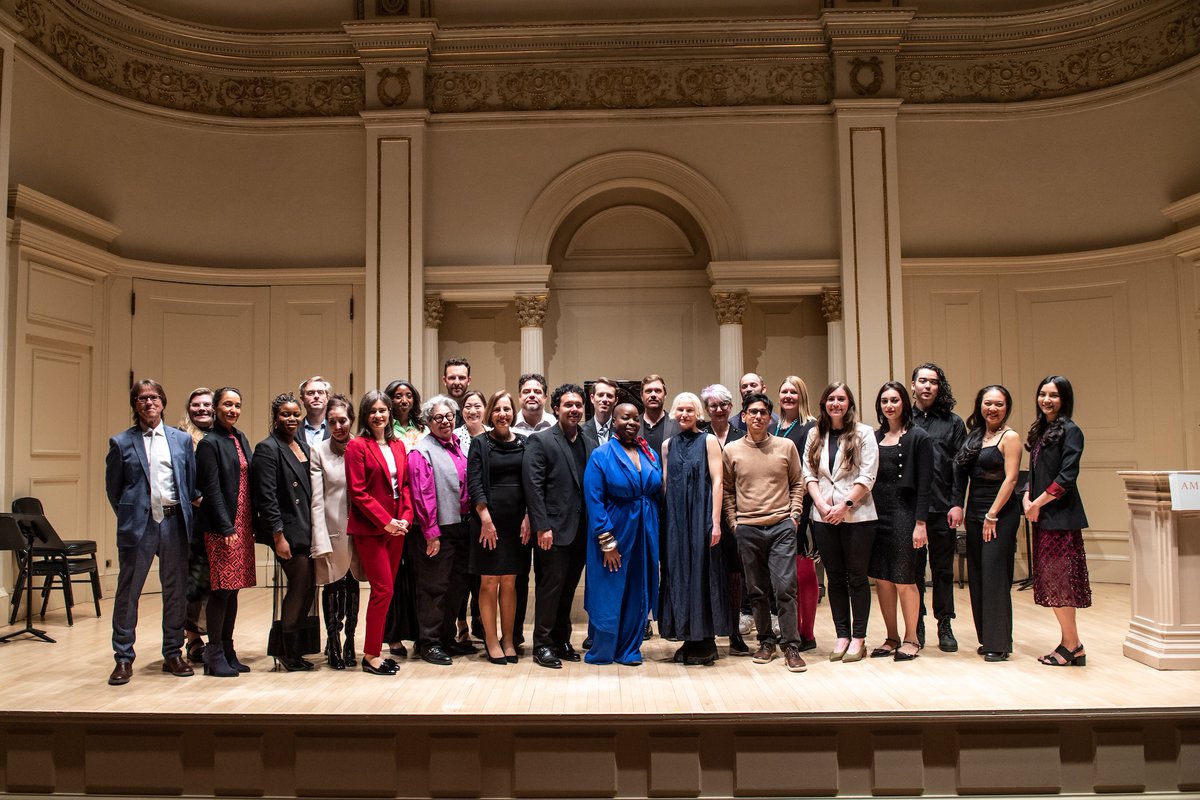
[251,393,315,672]
[468,390,530,665]
[701,384,749,656]
[660,391,729,666]
[868,382,933,662]
[953,385,1022,662]
[1023,375,1091,666]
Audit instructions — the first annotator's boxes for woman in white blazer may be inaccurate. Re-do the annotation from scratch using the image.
[310,394,362,670]
[801,382,879,664]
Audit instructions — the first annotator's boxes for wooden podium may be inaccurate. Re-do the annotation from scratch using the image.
[1118,471,1200,670]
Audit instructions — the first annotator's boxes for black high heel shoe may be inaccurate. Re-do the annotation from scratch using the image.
[1038,643,1085,666]
[362,658,397,675]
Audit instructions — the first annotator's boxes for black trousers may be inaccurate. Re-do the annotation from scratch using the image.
[915,512,957,621]
[812,520,875,639]
[965,514,1018,653]
[413,521,471,651]
[532,534,586,649]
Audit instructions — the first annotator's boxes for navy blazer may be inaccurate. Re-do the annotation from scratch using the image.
[105,424,198,548]
[195,424,253,537]
[251,432,312,549]
[1025,419,1089,530]
[522,425,595,546]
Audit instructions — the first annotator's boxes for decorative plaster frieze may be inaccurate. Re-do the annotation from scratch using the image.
[3,0,1197,117]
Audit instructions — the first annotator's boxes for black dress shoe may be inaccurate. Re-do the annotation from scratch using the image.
[983,651,1009,662]
[447,640,478,656]
[582,636,593,650]
[533,646,562,669]
[362,659,398,675]
[484,652,509,665]
[388,642,408,658]
[421,645,453,666]
[557,643,581,662]
[162,655,195,677]
[644,621,655,639]
[108,660,133,685]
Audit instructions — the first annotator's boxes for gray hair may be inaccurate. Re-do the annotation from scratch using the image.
[421,394,459,419]
[700,383,734,406]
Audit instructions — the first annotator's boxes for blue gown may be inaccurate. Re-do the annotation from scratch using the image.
[583,439,662,665]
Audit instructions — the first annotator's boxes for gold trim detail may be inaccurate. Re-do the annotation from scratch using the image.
[515,294,549,328]
[423,295,445,329]
[712,291,749,325]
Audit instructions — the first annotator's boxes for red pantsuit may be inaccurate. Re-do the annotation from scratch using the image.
[345,435,413,659]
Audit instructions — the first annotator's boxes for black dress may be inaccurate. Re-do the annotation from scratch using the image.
[469,435,530,576]
[659,430,731,641]
[958,443,1020,654]
[868,444,917,584]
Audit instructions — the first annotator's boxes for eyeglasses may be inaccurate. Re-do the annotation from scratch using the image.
[744,408,770,417]
[136,394,162,404]
[429,413,455,424]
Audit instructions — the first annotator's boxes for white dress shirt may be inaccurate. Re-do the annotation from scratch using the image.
[142,422,179,522]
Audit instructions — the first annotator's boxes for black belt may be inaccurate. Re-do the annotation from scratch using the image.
[162,504,181,518]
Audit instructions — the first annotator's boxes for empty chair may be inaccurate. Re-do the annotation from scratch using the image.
[8,499,102,626]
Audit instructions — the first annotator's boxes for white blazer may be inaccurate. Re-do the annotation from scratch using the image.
[801,422,880,524]
[309,438,363,585]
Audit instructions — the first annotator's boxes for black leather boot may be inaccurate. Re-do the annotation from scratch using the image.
[342,579,360,667]
[322,584,345,669]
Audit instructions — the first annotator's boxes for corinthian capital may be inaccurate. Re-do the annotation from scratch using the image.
[821,287,842,323]
[712,291,749,325]
[424,295,445,329]
[515,294,549,328]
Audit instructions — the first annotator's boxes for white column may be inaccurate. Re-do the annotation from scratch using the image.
[712,291,748,392]
[423,295,444,395]
[516,295,548,376]
[822,287,846,384]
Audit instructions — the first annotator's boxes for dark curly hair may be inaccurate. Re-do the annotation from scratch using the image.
[270,392,300,423]
[911,362,957,417]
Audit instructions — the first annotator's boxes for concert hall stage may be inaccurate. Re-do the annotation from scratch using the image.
[1,583,1197,798]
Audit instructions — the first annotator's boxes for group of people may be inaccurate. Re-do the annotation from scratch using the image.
[103,359,1092,685]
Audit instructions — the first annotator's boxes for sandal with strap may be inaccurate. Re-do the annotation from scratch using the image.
[870,638,900,658]
[893,640,921,662]
[1038,643,1086,667]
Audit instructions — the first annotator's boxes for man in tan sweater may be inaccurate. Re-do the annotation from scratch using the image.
[722,393,807,672]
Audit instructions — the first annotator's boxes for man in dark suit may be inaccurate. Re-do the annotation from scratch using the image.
[299,375,332,446]
[523,383,595,669]
[581,377,618,448]
[104,379,199,685]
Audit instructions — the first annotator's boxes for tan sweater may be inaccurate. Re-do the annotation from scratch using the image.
[721,434,805,529]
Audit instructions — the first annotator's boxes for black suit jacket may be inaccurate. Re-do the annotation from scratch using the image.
[1025,419,1089,530]
[251,432,313,548]
[580,416,612,448]
[522,425,596,546]
[874,425,935,522]
[195,425,253,537]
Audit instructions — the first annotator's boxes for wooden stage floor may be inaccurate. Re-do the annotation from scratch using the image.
[2,582,1196,718]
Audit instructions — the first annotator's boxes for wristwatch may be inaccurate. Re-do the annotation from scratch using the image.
[845,499,855,509]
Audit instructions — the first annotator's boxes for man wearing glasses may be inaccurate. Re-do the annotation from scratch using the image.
[298,376,332,446]
[721,393,807,673]
[105,379,200,684]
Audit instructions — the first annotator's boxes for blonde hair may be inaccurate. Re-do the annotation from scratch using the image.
[780,375,815,422]
[670,391,707,423]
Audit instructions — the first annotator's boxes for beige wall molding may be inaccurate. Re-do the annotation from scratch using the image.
[902,238,1178,277]
[3,0,1197,119]
[515,150,743,265]
[707,259,841,297]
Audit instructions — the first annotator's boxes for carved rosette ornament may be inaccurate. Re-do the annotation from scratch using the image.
[377,68,411,108]
[423,296,445,329]
[849,57,884,96]
[515,295,549,328]
[821,288,843,324]
[712,292,748,326]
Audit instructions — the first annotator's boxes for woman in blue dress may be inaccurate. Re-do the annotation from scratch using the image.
[583,403,663,666]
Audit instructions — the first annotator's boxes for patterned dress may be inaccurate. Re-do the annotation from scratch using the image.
[205,434,257,590]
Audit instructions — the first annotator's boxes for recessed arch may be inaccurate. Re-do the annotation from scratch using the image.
[514,150,744,265]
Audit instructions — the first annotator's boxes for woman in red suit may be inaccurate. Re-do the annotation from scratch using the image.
[345,390,413,675]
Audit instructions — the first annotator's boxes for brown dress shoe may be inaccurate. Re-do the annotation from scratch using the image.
[108,660,133,685]
[783,645,807,673]
[751,641,777,664]
[162,655,195,677]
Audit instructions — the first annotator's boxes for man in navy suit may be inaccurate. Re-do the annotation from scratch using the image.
[104,379,199,685]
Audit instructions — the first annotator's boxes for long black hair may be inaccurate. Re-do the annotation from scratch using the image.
[1026,375,1074,452]
[911,362,957,417]
[383,378,423,429]
[954,384,1012,468]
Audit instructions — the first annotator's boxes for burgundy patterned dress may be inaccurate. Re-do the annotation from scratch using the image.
[205,434,257,590]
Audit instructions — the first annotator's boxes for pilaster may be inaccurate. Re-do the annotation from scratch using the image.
[712,291,748,394]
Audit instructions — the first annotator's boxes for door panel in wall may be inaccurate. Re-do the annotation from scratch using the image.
[130,280,271,443]
[268,285,354,400]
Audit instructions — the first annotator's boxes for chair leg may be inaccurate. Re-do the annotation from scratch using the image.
[62,571,75,626]
[39,574,53,619]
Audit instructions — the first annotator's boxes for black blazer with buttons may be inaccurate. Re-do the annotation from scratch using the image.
[195,424,253,537]
[1025,419,1089,531]
[251,431,312,549]
[875,425,934,523]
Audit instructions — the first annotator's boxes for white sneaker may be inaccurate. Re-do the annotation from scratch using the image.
[771,614,781,637]
[738,612,753,636]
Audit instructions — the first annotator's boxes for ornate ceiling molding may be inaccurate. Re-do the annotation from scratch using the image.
[3,0,1197,118]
